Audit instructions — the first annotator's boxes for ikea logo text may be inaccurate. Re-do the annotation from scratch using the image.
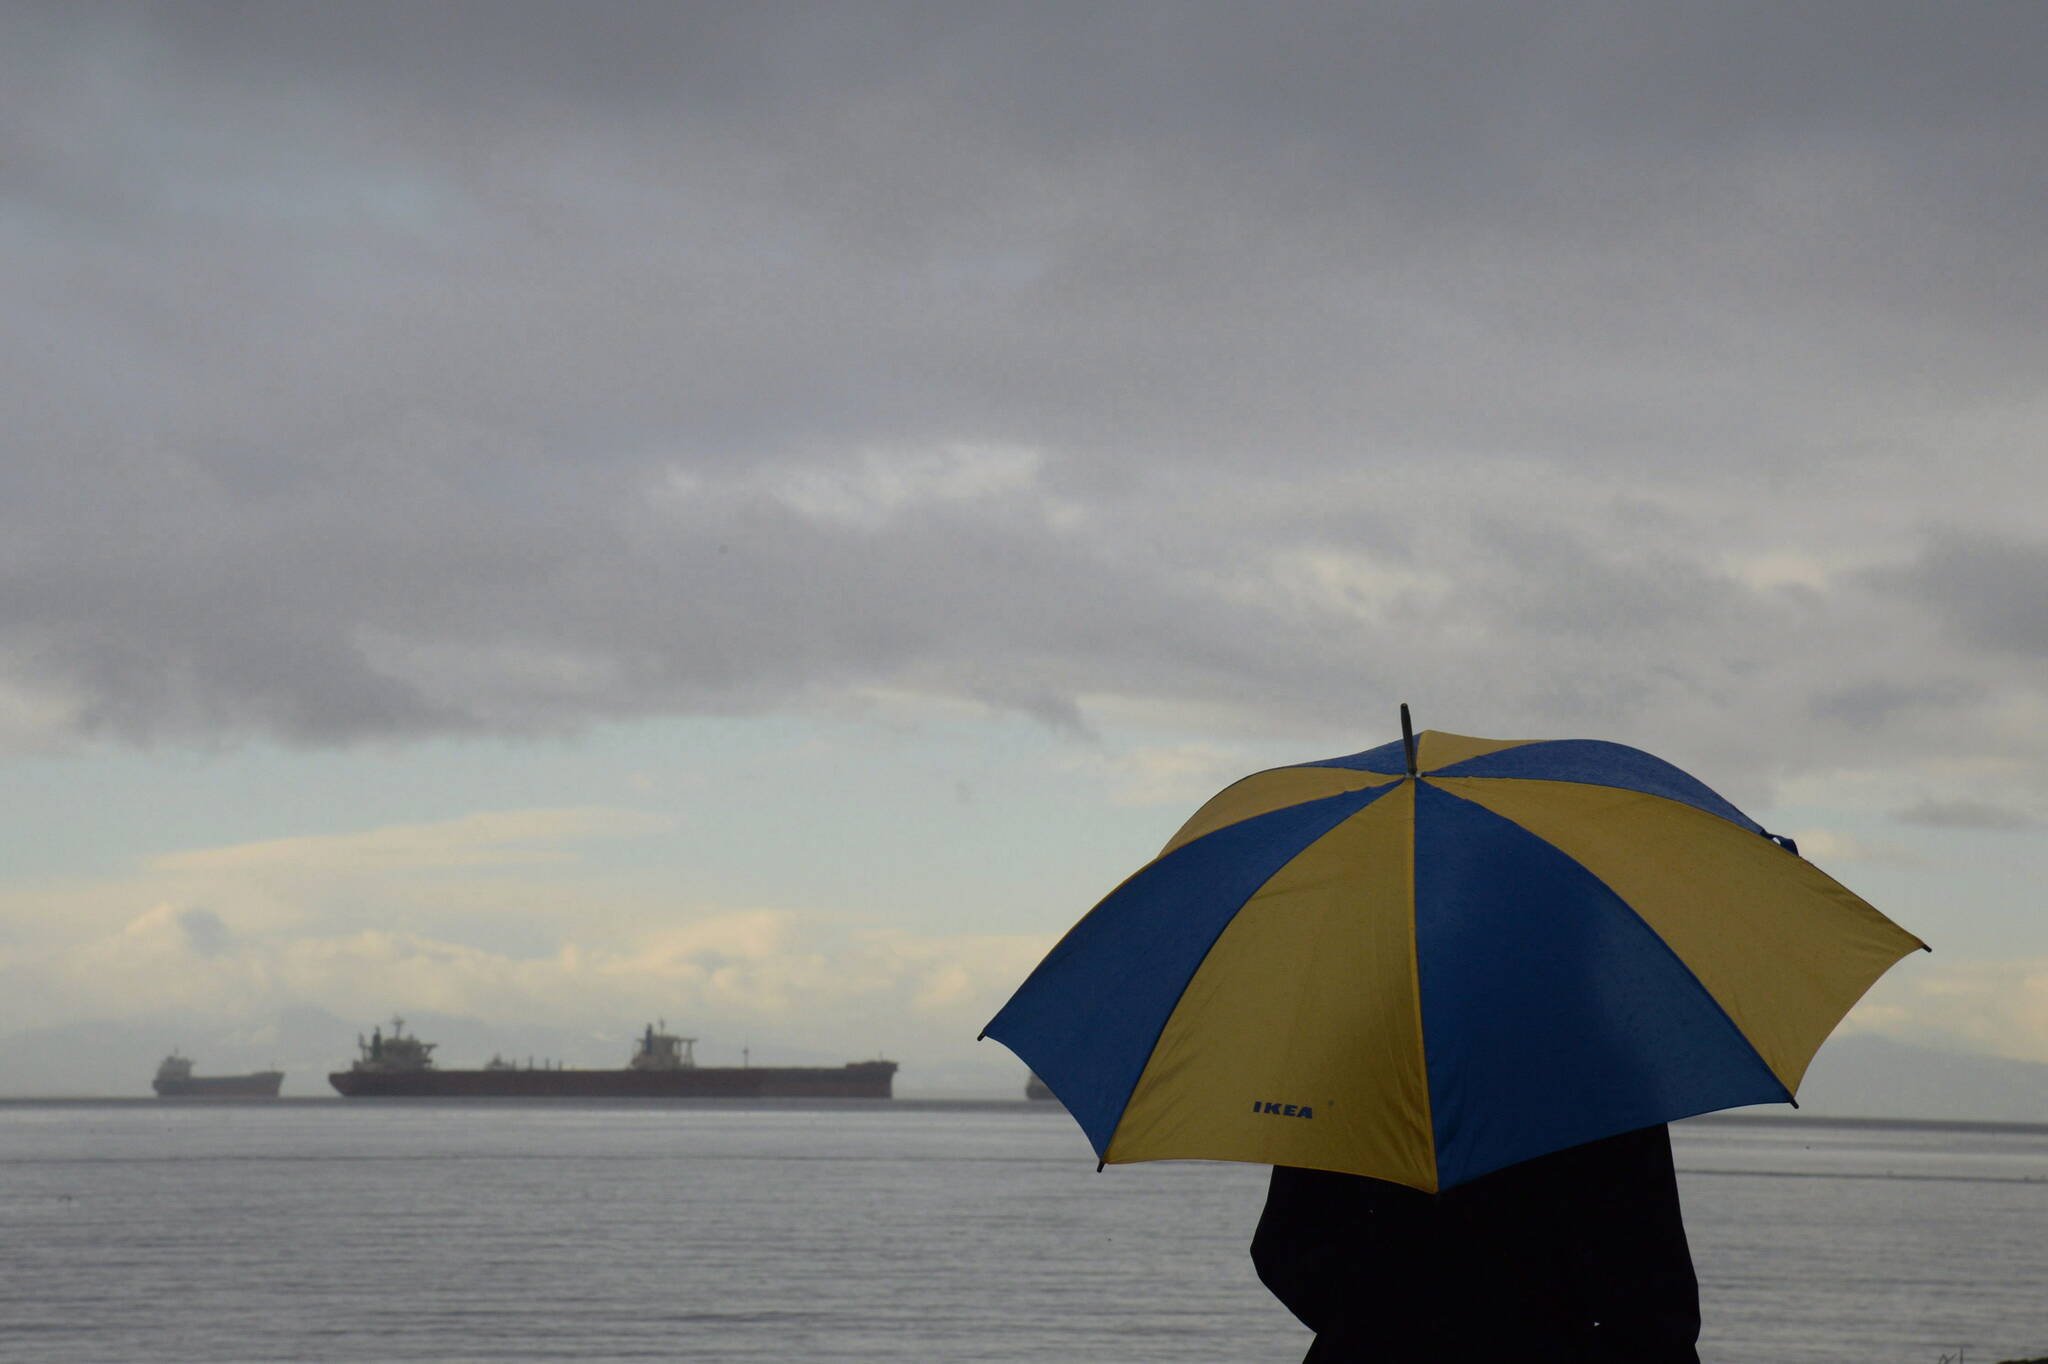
[1251,1100,1314,1119]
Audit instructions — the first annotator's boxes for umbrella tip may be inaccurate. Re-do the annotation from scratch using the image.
[1399,702,1417,777]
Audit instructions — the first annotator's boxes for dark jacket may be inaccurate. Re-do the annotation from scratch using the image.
[1251,1125,1700,1362]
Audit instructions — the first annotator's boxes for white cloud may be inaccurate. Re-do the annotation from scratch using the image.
[1783,829,1922,867]
[153,808,673,875]
[1249,548,1454,626]
[1067,742,1254,808]
[772,443,1046,530]
[3,895,1050,1069]
[1721,552,1836,593]
[1843,954,2048,1065]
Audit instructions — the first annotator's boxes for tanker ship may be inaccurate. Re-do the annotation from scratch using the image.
[328,1019,897,1099]
[153,1053,284,1099]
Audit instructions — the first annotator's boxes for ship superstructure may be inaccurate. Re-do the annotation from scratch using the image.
[349,1019,436,1073]
[629,1022,696,1070]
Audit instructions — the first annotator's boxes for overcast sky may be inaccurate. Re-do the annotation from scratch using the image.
[3,3,2044,1096]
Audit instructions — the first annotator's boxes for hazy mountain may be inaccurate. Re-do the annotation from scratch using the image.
[3,1013,2041,1118]
[0,1005,354,1098]
[1787,1033,2048,1123]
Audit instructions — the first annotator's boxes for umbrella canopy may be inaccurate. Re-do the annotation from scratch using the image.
[982,717,1926,1193]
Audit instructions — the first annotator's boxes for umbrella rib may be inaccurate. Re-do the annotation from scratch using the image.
[1400,781,1436,1189]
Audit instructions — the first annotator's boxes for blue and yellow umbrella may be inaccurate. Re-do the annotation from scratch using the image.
[983,710,1926,1193]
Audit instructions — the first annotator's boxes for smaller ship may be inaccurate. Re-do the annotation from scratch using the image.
[1025,1072,1057,1102]
[152,1053,284,1099]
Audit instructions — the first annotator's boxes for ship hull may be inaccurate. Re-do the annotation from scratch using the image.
[154,1071,284,1099]
[328,1061,896,1099]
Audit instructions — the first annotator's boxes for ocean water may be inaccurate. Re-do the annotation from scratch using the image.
[0,1102,2041,1363]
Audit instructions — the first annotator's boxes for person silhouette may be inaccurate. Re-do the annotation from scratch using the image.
[1251,1124,1700,1362]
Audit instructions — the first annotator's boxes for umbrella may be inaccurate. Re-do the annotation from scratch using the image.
[982,707,1926,1192]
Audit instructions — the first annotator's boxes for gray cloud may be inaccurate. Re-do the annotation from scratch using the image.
[4,3,2047,797]
[1866,530,2048,659]
[176,908,232,958]
[1807,678,1987,734]
[1894,801,2042,833]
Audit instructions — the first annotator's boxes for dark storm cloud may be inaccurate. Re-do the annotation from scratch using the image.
[3,2,2045,794]
[1866,530,2048,659]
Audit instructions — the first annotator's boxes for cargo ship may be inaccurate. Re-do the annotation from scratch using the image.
[153,1053,284,1099]
[328,1019,897,1099]
[1025,1072,1056,1102]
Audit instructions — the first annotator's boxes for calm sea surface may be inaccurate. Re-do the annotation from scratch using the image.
[0,1101,2041,1362]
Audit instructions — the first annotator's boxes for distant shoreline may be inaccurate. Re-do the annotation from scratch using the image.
[1682,1110,2048,1137]
[0,1095,2043,1136]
